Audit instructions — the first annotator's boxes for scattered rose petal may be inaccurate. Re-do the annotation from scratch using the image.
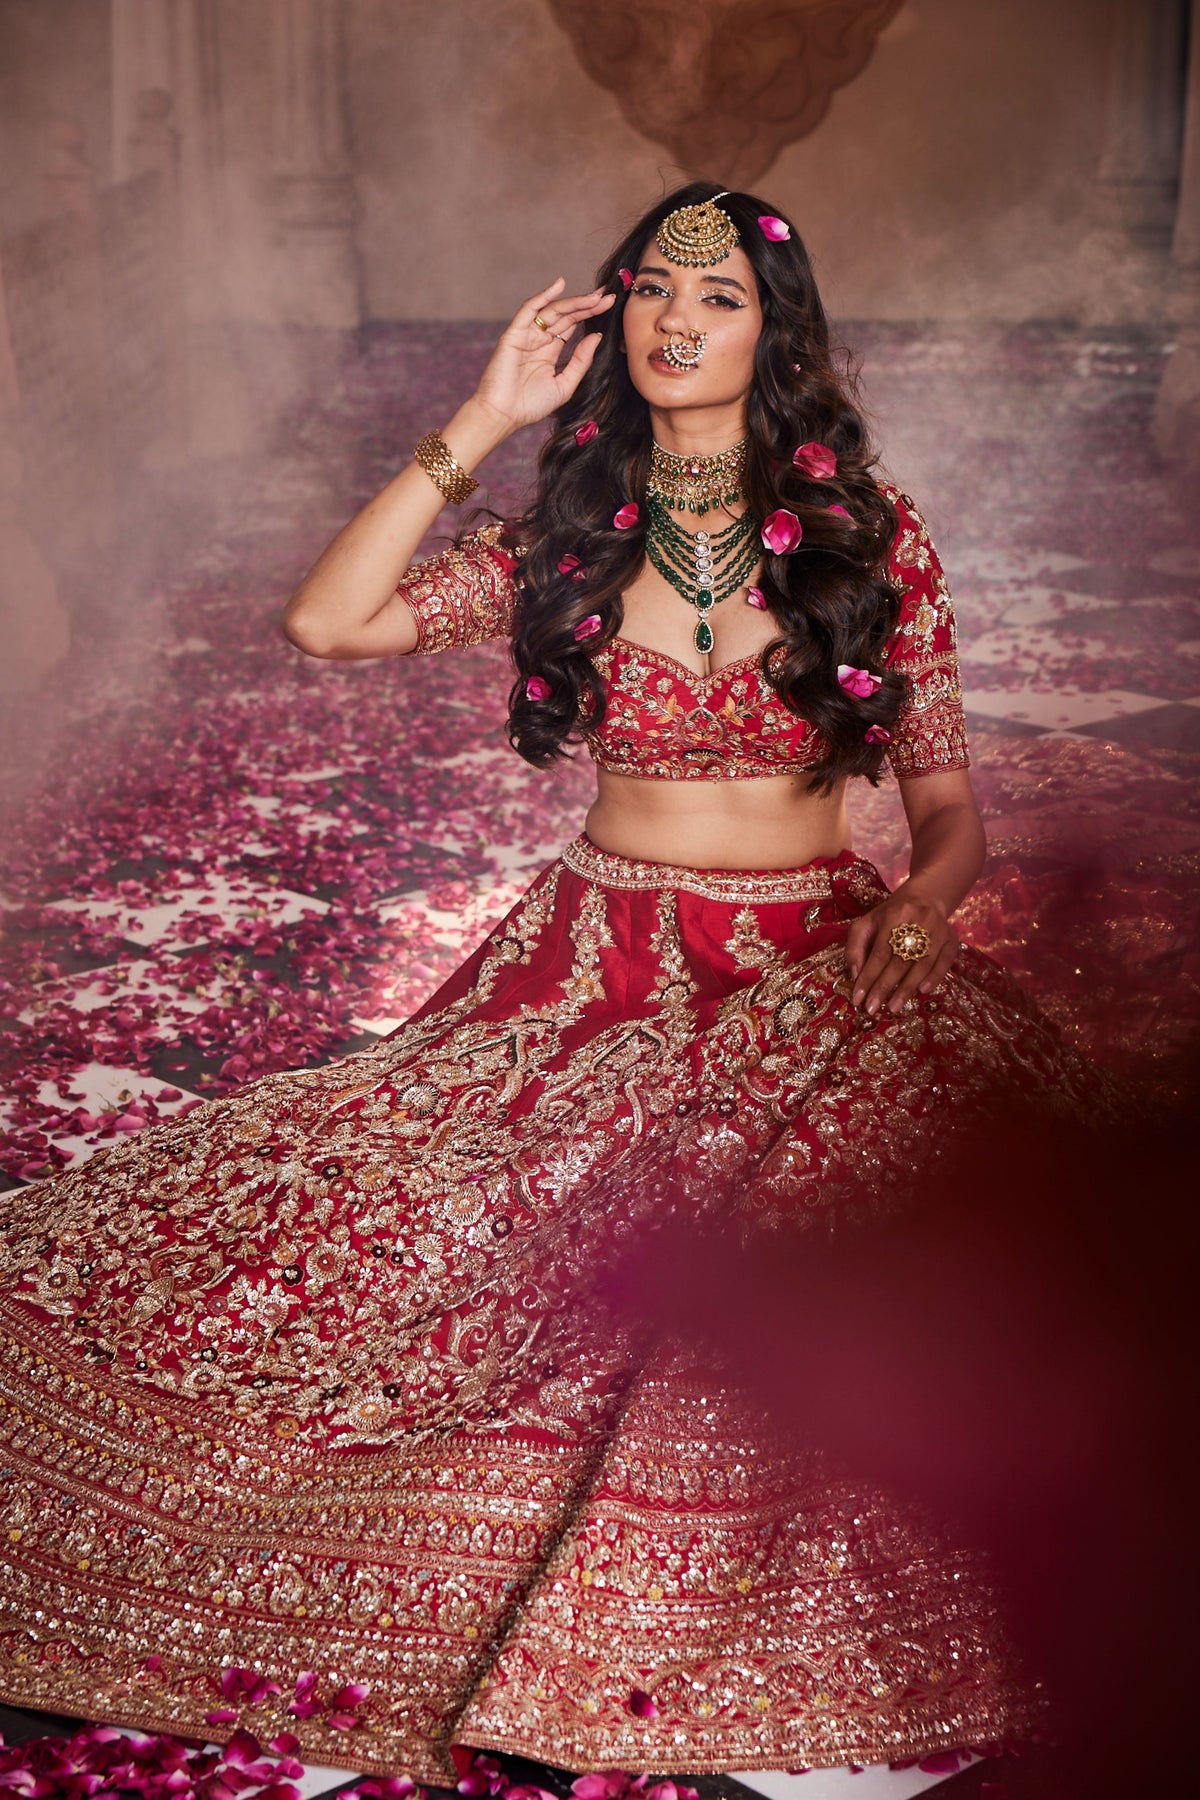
[761,509,804,554]
[745,585,768,610]
[574,614,603,641]
[629,1687,659,1718]
[792,440,837,478]
[332,1682,370,1708]
[837,664,883,698]
[557,553,581,575]
[827,504,852,520]
[618,267,634,288]
[864,724,892,744]
[574,419,599,445]
[525,676,552,701]
[613,502,640,530]
[758,214,791,241]
[204,1708,240,1726]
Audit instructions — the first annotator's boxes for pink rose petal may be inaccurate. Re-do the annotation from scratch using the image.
[574,419,599,445]
[613,502,640,530]
[629,1687,659,1718]
[837,664,882,698]
[864,724,892,744]
[792,440,837,479]
[333,1682,370,1708]
[574,613,603,641]
[758,215,791,241]
[745,585,768,610]
[525,675,552,701]
[761,509,804,555]
[618,267,634,289]
[827,504,851,520]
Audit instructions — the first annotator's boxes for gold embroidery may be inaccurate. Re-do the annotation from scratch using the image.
[0,842,1103,1778]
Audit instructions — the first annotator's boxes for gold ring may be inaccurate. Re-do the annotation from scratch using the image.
[533,313,552,333]
[889,922,931,963]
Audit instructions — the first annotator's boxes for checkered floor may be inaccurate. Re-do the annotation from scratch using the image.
[0,321,1196,1795]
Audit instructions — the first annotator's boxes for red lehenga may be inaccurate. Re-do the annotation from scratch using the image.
[0,494,1104,1781]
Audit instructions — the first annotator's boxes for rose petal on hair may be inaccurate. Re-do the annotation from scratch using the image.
[745,586,768,610]
[557,553,581,575]
[864,724,892,744]
[525,675,552,701]
[837,664,882,698]
[827,504,852,520]
[761,509,804,555]
[618,267,634,289]
[629,1688,659,1718]
[574,614,603,642]
[758,215,791,241]
[574,419,599,445]
[613,502,640,530]
[792,440,837,478]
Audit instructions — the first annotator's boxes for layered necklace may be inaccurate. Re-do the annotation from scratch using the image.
[645,440,758,655]
[647,439,747,516]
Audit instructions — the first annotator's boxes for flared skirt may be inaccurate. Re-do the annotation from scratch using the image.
[0,838,1101,1779]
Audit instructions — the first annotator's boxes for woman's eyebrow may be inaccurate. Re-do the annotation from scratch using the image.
[634,263,748,294]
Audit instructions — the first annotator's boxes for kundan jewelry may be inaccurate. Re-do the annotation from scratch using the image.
[889,922,931,963]
[656,191,739,267]
[647,438,747,516]
[413,430,478,506]
[660,331,708,370]
[645,496,759,655]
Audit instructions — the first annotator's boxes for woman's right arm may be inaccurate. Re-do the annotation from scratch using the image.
[281,277,615,660]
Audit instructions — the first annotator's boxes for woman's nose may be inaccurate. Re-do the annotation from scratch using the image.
[656,295,696,335]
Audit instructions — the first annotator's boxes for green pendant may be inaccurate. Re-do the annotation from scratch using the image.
[694,617,714,655]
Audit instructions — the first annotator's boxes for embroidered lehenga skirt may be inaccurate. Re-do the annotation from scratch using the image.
[0,837,1100,1780]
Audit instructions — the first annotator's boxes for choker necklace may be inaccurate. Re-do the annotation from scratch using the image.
[645,496,759,654]
[647,439,747,516]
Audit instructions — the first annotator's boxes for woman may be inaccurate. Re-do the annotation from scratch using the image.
[0,186,1098,1782]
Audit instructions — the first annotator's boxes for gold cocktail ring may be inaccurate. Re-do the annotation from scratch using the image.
[532,313,552,333]
[889,922,931,962]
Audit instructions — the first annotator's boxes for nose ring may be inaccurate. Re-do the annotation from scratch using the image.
[661,331,707,370]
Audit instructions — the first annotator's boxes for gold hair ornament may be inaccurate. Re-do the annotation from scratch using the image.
[656,190,739,267]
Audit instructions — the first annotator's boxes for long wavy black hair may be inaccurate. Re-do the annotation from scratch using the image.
[500,181,904,792]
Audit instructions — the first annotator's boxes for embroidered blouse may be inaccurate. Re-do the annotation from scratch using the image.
[397,488,969,781]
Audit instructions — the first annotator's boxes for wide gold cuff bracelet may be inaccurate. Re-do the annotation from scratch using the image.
[413,430,479,506]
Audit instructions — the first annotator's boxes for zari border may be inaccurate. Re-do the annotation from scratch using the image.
[561,835,842,905]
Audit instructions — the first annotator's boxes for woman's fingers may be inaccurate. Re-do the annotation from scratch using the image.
[843,914,877,986]
[516,276,566,324]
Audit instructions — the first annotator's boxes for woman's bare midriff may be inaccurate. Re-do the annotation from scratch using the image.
[584,767,852,871]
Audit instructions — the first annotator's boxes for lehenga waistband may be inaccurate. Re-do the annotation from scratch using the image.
[560,835,860,905]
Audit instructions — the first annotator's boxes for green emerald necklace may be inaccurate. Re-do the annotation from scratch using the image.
[644,495,759,655]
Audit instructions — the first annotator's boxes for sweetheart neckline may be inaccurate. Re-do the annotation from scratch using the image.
[606,636,770,687]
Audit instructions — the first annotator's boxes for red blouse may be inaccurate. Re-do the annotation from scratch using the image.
[398,488,969,781]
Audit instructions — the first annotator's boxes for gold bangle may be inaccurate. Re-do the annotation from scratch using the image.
[413,429,479,506]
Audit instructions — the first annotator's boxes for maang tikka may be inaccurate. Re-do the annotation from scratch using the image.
[655,190,740,268]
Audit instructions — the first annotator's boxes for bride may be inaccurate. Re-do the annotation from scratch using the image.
[0,184,1098,1782]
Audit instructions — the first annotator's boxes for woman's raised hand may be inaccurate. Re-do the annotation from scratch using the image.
[472,277,616,435]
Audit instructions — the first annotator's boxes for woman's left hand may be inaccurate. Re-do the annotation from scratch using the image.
[844,883,961,1016]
